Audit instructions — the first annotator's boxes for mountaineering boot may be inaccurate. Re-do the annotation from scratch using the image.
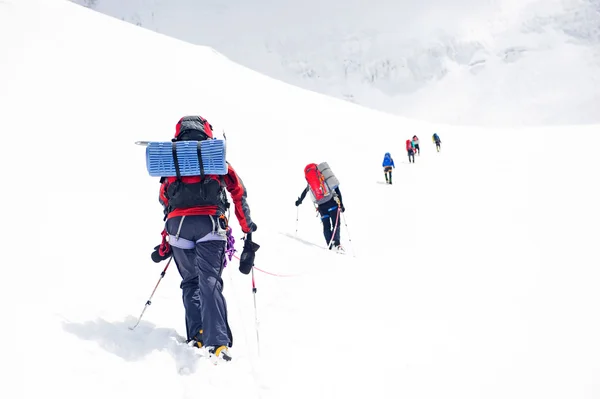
[207,345,232,362]
[335,245,345,254]
[186,329,203,348]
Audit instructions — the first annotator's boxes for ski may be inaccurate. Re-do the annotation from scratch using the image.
[135,140,151,146]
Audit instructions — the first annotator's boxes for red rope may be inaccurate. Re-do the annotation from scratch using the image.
[327,206,341,249]
[233,254,299,278]
[253,266,298,278]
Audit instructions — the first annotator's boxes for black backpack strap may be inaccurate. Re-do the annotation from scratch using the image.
[172,142,181,180]
[218,175,230,210]
[197,141,205,179]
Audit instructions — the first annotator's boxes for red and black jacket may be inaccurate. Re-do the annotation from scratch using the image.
[159,163,255,234]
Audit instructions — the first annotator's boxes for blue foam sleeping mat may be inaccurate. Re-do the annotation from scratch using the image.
[145,140,227,177]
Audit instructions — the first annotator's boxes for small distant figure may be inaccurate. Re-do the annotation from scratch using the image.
[406,139,415,163]
[382,152,395,184]
[432,132,441,152]
[412,135,420,156]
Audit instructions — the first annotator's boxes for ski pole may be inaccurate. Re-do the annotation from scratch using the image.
[341,213,356,257]
[129,256,173,330]
[251,267,260,356]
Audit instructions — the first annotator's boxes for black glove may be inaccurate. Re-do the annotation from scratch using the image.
[239,235,260,275]
[248,222,258,232]
[340,205,345,213]
[151,244,171,263]
[295,199,301,207]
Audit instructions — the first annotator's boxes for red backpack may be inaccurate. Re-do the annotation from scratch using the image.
[406,139,413,151]
[304,163,332,203]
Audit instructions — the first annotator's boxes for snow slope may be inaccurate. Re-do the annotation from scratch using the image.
[1,0,600,398]
[71,0,600,126]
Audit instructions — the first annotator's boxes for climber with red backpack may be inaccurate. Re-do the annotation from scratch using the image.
[150,115,258,363]
[406,139,415,163]
[295,162,345,252]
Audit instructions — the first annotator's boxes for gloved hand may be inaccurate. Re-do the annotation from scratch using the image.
[151,244,171,263]
[340,205,345,213]
[248,222,258,232]
[295,199,302,207]
[239,234,260,275]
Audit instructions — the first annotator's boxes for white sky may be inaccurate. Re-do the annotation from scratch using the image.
[1,1,600,398]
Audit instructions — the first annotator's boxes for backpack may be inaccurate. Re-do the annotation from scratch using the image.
[304,163,337,205]
[433,133,440,142]
[406,139,413,151]
[161,116,229,216]
[317,162,339,191]
[383,153,393,166]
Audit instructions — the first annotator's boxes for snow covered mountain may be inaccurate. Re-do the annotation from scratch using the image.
[2,1,600,398]
[72,0,600,125]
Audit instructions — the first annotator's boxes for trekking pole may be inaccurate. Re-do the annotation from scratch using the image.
[251,267,260,356]
[295,206,299,236]
[129,256,173,330]
[341,213,356,257]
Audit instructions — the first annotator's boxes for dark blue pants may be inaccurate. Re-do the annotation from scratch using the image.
[166,215,232,347]
[384,166,392,183]
[318,200,341,247]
